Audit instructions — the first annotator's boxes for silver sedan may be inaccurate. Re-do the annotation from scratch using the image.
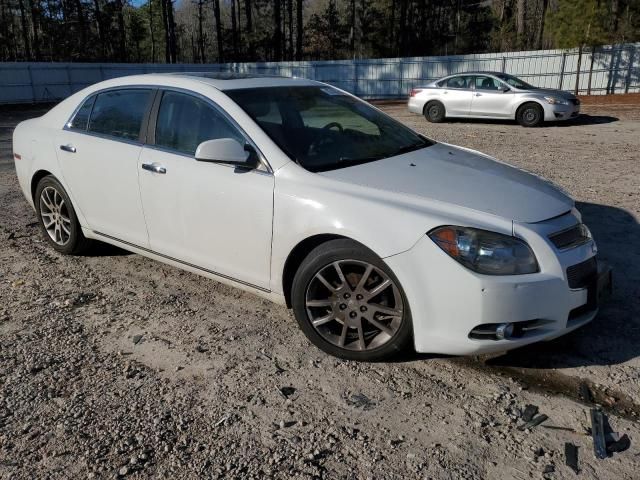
[408,72,580,127]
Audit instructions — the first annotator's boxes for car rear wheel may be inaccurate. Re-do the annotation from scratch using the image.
[517,103,544,127]
[424,101,446,123]
[291,239,413,361]
[35,176,92,255]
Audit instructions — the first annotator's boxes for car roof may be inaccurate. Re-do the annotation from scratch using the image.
[441,71,504,78]
[155,71,321,90]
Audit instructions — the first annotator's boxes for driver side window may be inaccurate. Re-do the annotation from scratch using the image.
[155,91,245,156]
[474,76,503,91]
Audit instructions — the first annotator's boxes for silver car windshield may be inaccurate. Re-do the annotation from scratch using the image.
[226,86,434,172]
[495,74,535,89]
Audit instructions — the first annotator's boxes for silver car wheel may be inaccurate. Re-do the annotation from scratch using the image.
[39,186,71,246]
[305,259,404,351]
[523,108,538,122]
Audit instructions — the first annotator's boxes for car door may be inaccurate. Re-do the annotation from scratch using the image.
[55,88,154,247]
[440,76,473,116]
[137,90,274,290]
[470,76,513,118]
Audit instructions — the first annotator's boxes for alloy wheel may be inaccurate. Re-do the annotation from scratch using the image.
[305,259,404,351]
[39,186,72,246]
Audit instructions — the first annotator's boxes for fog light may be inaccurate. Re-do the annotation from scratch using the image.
[496,323,515,340]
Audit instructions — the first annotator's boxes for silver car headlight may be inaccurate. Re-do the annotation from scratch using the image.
[429,226,539,275]
[544,96,569,106]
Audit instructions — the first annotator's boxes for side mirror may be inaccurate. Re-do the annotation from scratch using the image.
[501,85,511,92]
[195,138,259,169]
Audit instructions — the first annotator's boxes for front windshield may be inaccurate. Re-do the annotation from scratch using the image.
[226,86,434,172]
[495,73,535,89]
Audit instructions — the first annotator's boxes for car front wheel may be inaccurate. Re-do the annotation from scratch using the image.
[34,175,92,255]
[517,102,544,127]
[291,239,413,361]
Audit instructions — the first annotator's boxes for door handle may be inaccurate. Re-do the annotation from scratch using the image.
[60,144,76,153]
[474,93,482,96]
[141,163,167,174]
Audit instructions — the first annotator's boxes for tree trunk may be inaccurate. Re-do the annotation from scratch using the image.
[295,0,302,60]
[114,0,127,61]
[399,0,408,56]
[17,0,32,60]
[537,0,548,49]
[166,0,177,62]
[350,0,356,58]
[74,0,88,56]
[93,0,106,59]
[212,0,223,62]
[148,0,156,62]
[28,0,41,60]
[231,0,238,60]
[245,0,253,55]
[196,0,205,62]
[287,0,293,60]
[273,0,282,61]
[516,0,526,48]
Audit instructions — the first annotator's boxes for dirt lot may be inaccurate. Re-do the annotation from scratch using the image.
[1,102,639,479]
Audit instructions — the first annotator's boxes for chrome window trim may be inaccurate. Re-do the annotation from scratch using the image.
[63,84,273,174]
[63,86,155,142]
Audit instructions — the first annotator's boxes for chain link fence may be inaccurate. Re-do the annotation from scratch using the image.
[1,43,638,104]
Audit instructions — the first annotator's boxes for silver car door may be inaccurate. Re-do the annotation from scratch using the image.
[440,76,473,116]
[470,76,514,118]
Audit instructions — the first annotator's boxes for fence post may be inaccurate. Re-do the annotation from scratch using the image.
[625,46,635,94]
[398,59,403,98]
[353,60,359,97]
[65,64,72,96]
[587,46,595,95]
[558,52,567,90]
[27,65,36,103]
[501,56,506,73]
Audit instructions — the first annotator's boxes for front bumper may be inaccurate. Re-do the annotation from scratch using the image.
[543,102,580,121]
[384,211,610,355]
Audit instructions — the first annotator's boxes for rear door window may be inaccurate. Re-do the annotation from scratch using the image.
[88,89,152,141]
[67,95,96,130]
[445,76,471,89]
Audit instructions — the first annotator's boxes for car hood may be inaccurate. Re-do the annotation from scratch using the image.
[520,87,577,100]
[319,143,573,224]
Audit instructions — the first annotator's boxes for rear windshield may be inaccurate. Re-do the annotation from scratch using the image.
[225,86,433,172]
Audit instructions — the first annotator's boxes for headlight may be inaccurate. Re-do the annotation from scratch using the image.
[429,226,539,275]
[544,96,569,105]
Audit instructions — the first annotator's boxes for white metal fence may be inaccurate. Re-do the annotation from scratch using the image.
[1,43,638,104]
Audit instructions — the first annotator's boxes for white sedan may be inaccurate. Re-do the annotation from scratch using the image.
[12,73,611,361]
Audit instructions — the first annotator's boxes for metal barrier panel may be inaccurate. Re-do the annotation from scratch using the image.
[0,43,638,104]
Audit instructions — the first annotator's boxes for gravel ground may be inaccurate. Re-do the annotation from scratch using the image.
[1,103,639,479]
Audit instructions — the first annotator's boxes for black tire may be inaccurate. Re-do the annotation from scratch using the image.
[34,175,92,255]
[424,101,446,123]
[291,239,413,361]
[516,102,544,127]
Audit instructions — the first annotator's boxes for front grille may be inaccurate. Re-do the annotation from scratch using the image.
[566,257,597,289]
[549,224,590,250]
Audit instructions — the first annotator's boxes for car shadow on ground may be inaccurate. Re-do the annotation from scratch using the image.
[443,114,619,127]
[395,201,639,370]
[85,241,132,257]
